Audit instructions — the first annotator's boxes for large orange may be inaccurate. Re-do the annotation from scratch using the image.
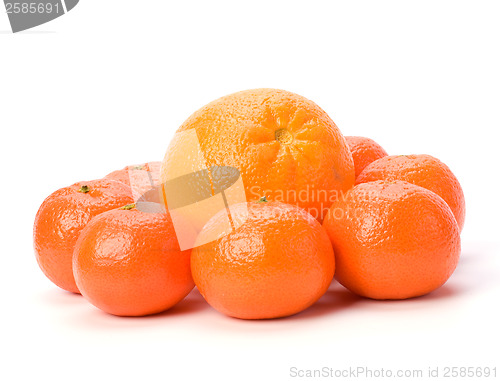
[105,161,161,201]
[191,199,335,319]
[73,203,194,316]
[161,89,354,221]
[322,180,461,300]
[345,136,388,178]
[33,179,134,293]
[356,154,465,231]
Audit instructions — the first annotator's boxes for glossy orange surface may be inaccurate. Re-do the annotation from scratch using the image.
[323,180,461,300]
[356,154,466,231]
[105,161,161,201]
[345,136,388,178]
[161,89,355,221]
[33,179,134,293]
[191,200,335,319]
[73,204,194,316]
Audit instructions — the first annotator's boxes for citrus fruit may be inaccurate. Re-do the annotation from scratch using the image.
[322,180,461,300]
[73,203,194,316]
[345,136,388,178]
[161,88,354,221]
[105,161,161,201]
[356,154,465,231]
[191,199,335,319]
[33,179,134,293]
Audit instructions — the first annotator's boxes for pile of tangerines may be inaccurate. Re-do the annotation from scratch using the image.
[34,89,465,319]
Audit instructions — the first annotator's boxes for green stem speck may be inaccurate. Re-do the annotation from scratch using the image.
[78,185,91,193]
[120,204,136,210]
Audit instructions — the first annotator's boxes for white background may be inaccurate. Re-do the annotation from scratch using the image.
[1,1,499,380]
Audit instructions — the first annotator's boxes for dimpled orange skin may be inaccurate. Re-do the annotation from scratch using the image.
[105,162,161,186]
[33,179,135,293]
[322,180,461,300]
[345,136,388,178]
[161,89,355,221]
[356,154,465,232]
[105,162,161,201]
[191,201,335,319]
[73,206,194,317]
